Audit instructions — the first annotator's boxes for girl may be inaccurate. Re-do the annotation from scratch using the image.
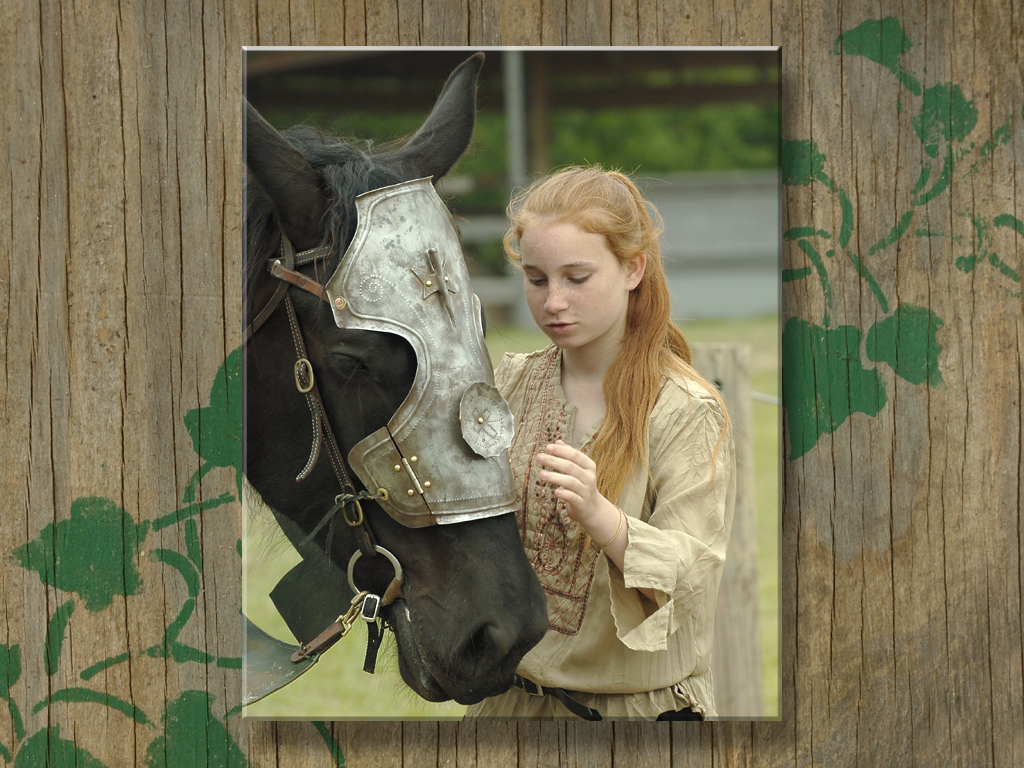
[465,166,736,720]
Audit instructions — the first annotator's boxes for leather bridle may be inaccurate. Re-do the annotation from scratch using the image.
[245,230,404,671]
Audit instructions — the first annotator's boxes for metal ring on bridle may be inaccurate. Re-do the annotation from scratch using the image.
[294,358,314,393]
[347,545,404,595]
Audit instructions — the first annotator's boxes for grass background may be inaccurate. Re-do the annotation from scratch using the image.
[243,314,779,720]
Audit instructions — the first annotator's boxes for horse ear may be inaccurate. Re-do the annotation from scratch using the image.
[394,52,484,183]
[245,99,328,251]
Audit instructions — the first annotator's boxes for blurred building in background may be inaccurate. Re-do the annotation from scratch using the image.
[246,48,780,324]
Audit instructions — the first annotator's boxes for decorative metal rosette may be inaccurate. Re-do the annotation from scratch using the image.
[459,382,514,458]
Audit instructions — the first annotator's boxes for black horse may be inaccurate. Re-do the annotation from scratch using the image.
[244,54,546,705]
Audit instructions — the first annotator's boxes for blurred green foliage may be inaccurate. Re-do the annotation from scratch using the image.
[262,103,779,208]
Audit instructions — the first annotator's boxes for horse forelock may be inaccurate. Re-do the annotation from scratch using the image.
[244,124,410,317]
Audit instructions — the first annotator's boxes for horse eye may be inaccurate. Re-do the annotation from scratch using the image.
[333,349,368,371]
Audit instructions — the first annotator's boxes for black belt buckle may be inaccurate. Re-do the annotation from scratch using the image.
[360,593,381,623]
[515,674,543,696]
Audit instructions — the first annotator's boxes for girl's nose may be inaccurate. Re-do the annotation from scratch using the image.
[544,283,569,312]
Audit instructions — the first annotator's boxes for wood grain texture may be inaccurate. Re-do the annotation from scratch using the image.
[691,344,762,718]
[3,0,1022,766]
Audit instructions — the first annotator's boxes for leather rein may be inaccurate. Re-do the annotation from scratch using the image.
[245,231,403,671]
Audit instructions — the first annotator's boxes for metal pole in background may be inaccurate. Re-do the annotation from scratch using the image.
[504,50,528,191]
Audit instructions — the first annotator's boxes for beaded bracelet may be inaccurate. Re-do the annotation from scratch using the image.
[594,506,625,548]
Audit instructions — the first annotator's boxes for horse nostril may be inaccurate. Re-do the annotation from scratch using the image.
[461,620,514,668]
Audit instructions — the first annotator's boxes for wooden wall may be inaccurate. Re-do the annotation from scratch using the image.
[2,1,1022,766]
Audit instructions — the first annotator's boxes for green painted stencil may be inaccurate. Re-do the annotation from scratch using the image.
[782,15,1022,459]
[144,692,246,768]
[12,725,106,768]
[183,345,244,501]
[13,497,147,612]
[782,318,887,460]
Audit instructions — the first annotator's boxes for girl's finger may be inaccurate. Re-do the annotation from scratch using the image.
[538,468,586,494]
[537,451,588,479]
[546,441,596,471]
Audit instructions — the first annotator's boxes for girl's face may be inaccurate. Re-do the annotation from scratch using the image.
[519,218,645,357]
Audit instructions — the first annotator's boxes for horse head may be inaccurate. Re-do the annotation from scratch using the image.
[243,54,547,705]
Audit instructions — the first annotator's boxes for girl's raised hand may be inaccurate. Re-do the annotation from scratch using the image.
[536,440,612,529]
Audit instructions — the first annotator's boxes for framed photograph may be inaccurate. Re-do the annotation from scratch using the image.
[242,47,780,721]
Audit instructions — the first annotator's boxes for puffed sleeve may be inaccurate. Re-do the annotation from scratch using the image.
[607,378,736,651]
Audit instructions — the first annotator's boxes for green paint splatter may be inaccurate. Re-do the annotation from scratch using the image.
[979,123,1011,158]
[912,83,978,157]
[847,252,890,313]
[13,497,148,613]
[868,210,914,255]
[313,722,346,768]
[141,597,214,665]
[956,254,979,273]
[795,239,832,325]
[782,317,887,460]
[145,691,248,768]
[988,251,1021,283]
[184,519,203,570]
[784,227,831,240]
[13,725,108,768]
[838,189,854,248]
[0,644,24,744]
[150,549,200,597]
[782,267,813,281]
[45,601,75,677]
[0,644,21,700]
[914,148,955,206]
[866,305,945,387]
[80,653,131,681]
[957,213,1023,283]
[781,139,835,189]
[833,17,922,95]
[910,165,931,195]
[183,345,244,502]
[151,493,235,533]
[994,213,1024,237]
[32,688,152,726]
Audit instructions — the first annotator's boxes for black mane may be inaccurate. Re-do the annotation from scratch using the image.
[244,126,408,321]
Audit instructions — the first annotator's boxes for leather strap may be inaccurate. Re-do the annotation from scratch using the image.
[513,675,603,721]
[244,235,332,342]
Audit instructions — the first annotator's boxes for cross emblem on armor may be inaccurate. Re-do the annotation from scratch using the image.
[411,247,458,326]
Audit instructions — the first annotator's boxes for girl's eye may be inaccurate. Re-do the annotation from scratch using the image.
[568,275,591,284]
[527,277,547,286]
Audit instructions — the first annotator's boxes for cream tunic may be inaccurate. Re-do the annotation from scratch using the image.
[465,346,736,720]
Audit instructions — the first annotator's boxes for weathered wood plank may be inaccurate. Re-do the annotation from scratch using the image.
[5,0,1024,767]
[691,344,763,718]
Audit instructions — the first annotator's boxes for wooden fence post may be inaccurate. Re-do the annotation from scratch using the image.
[691,343,764,718]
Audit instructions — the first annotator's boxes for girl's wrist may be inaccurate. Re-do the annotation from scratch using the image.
[581,500,623,547]
[592,505,625,548]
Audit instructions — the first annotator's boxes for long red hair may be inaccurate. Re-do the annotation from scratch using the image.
[504,166,727,502]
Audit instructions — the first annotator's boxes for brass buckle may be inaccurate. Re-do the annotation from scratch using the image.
[294,358,314,393]
[340,496,364,527]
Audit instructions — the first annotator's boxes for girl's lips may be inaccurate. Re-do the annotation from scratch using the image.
[546,322,575,334]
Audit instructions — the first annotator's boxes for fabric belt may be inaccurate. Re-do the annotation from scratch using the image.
[513,674,603,721]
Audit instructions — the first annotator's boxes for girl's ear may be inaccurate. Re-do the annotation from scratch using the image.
[625,253,647,290]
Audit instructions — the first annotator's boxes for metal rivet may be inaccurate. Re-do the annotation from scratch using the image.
[425,280,432,287]
[334,296,347,310]
[478,417,484,424]
[410,456,418,463]
[394,465,402,472]
[444,276,449,282]
[407,489,415,496]
[423,481,431,489]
